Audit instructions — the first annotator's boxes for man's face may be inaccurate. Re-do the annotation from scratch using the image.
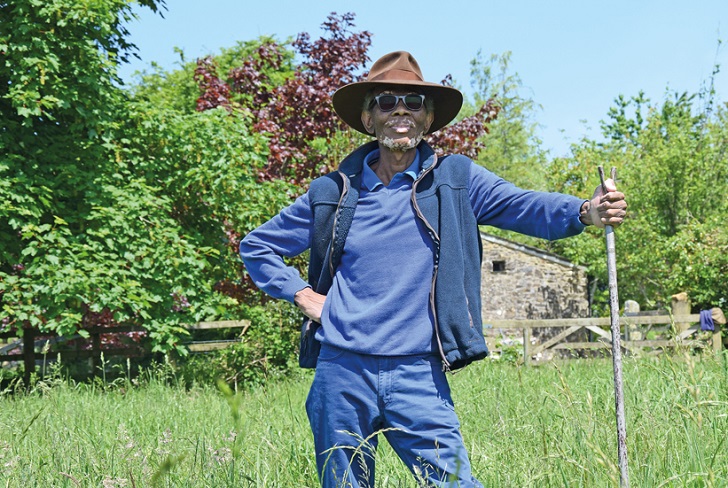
[361,88,434,152]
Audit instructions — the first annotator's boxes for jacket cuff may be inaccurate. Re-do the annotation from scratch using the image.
[281,277,312,303]
[566,198,588,233]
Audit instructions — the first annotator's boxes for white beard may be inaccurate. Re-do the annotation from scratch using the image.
[378,130,425,152]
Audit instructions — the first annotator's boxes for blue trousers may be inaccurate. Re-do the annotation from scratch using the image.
[305,344,483,487]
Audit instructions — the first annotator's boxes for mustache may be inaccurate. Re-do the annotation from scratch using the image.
[384,118,415,128]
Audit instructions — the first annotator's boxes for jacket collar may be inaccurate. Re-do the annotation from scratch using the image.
[338,140,438,179]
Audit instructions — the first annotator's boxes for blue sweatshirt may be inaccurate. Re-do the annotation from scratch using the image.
[239,144,587,360]
[315,149,438,355]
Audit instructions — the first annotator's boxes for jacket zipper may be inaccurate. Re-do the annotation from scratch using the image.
[328,171,350,279]
[410,154,451,371]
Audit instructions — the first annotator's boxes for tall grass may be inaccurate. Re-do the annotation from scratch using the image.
[0,351,726,487]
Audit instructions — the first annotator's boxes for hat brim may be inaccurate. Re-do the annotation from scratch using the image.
[332,80,463,135]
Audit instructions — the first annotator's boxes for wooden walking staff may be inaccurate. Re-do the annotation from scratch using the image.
[599,165,630,487]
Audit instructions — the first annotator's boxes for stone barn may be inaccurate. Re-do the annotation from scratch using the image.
[479,232,589,322]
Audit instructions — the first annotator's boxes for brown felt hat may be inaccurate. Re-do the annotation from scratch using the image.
[332,51,463,135]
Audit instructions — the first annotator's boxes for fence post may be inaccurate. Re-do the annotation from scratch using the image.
[713,328,723,353]
[523,326,531,365]
[623,300,640,342]
[91,329,101,376]
[22,325,35,386]
[712,307,726,353]
[671,293,690,334]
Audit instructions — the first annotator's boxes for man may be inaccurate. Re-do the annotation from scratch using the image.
[240,51,626,487]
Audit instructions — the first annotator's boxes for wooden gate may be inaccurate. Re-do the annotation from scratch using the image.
[485,313,724,365]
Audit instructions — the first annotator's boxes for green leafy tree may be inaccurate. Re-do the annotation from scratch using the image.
[0,0,251,354]
[470,51,548,190]
[130,38,295,115]
[547,86,728,312]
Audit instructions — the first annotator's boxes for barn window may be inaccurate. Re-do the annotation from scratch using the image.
[492,260,506,272]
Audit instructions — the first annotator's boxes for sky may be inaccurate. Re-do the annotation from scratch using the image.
[120,0,728,157]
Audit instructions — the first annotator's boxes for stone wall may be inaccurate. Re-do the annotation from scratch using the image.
[479,233,589,321]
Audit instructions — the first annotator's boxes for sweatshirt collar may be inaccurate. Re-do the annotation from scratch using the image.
[362,149,421,190]
[338,140,437,182]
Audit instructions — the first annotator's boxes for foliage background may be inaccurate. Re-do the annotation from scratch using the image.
[1,0,726,386]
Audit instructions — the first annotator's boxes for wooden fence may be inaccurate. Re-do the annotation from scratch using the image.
[185,320,251,352]
[3,313,724,381]
[485,313,724,365]
[0,320,251,384]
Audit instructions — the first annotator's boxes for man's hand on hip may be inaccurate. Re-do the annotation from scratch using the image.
[294,287,326,323]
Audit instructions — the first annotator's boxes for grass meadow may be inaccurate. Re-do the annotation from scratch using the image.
[0,351,726,487]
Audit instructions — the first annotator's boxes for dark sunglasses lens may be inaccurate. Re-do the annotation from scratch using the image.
[404,95,423,110]
[377,95,397,111]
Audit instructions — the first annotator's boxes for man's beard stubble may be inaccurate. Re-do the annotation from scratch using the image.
[377,130,425,152]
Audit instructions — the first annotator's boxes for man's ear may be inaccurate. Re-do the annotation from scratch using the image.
[361,111,375,135]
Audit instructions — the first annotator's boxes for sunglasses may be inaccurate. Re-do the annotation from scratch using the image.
[370,94,426,112]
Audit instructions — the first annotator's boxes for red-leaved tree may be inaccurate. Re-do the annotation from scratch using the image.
[428,75,501,159]
[195,12,371,183]
[194,12,499,185]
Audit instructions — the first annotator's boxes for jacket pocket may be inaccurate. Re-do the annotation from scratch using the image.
[298,318,321,368]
